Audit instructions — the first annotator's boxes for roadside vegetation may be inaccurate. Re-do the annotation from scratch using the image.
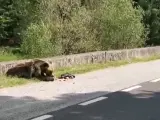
[1,0,160,88]
[1,0,146,59]
[1,55,160,89]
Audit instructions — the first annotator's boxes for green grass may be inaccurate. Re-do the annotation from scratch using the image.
[0,54,20,62]
[0,55,160,89]
[0,75,39,88]
[0,47,23,62]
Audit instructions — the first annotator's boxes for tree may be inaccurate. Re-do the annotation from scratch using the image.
[0,0,19,46]
[134,0,160,46]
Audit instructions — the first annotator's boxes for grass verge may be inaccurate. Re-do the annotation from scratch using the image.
[54,55,160,77]
[0,47,23,62]
[0,75,39,88]
[0,54,20,62]
[0,55,160,89]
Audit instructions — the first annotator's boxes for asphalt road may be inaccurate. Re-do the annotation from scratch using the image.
[30,78,160,120]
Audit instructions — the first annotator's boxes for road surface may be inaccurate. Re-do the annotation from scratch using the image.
[30,78,160,120]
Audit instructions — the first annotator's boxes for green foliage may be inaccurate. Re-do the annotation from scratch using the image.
[13,0,40,29]
[0,47,22,61]
[96,0,146,50]
[134,0,160,46]
[21,21,54,57]
[0,0,147,58]
[51,3,101,54]
[0,0,18,44]
[18,0,102,56]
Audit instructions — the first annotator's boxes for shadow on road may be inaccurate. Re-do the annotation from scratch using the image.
[0,91,109,120]
[0,90,160,120]
[51,90,160,120]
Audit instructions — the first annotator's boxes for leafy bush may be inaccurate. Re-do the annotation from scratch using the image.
[1,0,146,58]
[20,21,54,57]
[51,5,101,55]
[133,0,160,46]
[95,0,146,50]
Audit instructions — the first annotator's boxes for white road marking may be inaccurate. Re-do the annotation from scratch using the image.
[150,78,160,83]
[79,96,108,106]
[121,85,142,92]
[31,115,53,120]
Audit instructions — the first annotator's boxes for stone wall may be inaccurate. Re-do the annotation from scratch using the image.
[1,46,160,74]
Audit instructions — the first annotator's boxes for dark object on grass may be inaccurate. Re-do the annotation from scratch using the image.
[6,62,35,79]
[6,60,55,81]
[59,73,75,79]
[42,69,55,81]
[32,59,50,77]
[37,76,55,81]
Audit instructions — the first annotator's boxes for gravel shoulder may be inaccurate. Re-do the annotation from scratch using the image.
[0,60,160,120]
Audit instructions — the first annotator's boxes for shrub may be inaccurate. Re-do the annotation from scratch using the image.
[20,21,54,57]
[94,0,147,50]
[15,0,146,57]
